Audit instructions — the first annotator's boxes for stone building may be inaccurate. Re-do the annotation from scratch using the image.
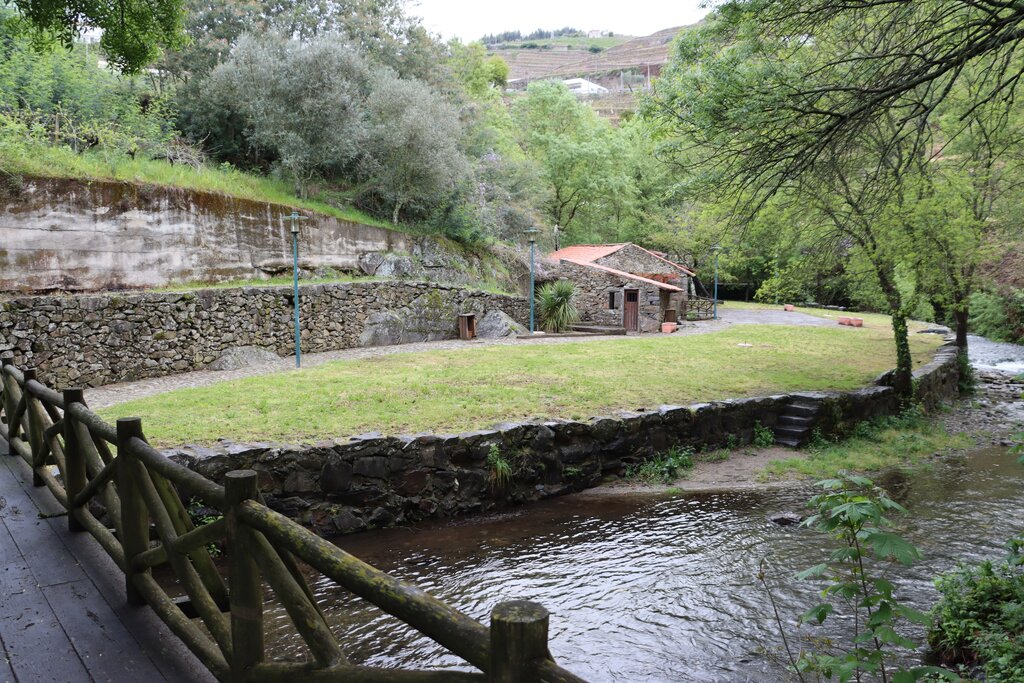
[546,243,696,332]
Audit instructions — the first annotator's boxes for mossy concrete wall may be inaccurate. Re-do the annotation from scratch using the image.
[0,177,515,293]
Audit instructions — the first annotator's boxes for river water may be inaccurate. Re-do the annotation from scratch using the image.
[263,338,1024,681]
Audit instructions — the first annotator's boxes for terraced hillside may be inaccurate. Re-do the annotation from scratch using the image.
[496,25,692,85]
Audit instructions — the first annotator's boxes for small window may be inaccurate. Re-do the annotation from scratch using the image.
[608,291,618,309]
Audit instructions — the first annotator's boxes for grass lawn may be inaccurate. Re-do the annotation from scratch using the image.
[100,324,943,447]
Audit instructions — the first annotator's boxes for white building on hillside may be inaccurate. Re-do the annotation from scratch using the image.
[562,78,609,95]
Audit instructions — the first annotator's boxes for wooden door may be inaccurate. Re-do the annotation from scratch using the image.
[624,289,639,331]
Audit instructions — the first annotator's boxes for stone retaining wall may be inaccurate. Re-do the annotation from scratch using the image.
[170,342,961,536]
[0,282,529,387]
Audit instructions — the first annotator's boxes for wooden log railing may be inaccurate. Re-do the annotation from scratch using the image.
[682,297,716,320]
[0,358,587,683]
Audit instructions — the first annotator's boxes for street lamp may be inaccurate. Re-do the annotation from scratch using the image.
[524,227,540,333]
[289,211,307,368]
[712,245,722,321]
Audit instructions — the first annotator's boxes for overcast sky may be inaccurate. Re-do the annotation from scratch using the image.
[409,0,712,42]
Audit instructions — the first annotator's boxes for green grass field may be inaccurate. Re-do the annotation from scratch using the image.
[100,324,943,446]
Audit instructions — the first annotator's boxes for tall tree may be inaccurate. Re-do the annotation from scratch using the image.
[512,81,635,240]
[6,0,185,72]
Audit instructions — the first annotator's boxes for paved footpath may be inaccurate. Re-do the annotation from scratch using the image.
[86,307,830,409]
[0,439,216,683]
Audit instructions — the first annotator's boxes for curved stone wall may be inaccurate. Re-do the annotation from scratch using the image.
[170,342,961,536]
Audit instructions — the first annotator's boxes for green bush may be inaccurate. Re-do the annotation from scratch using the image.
[537,280,580,332]
[753,421,775,448]
[929,555,1024,681]
[627,446,694,484]
[969,290,1024,343]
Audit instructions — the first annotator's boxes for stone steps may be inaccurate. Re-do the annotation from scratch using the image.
[773,401,821,448]
[569,324,627,335]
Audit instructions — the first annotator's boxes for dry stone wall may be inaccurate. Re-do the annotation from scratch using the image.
[170,342,961,537]
[0,282,529,387]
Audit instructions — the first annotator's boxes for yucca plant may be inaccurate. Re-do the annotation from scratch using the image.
[537,280,580,333]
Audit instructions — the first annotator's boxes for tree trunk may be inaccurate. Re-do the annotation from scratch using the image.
[889,310,914,398]
[392,200,403,225]
[954,308,969,349]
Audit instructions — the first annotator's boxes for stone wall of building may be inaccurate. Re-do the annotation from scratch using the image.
[0,282,529,387]
[557,261,667,331]
[170,342,961,537]
[0,177,519,294]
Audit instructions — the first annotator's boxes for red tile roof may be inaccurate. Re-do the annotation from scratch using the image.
[548,242,697,276]
[562,259,684,292]
[548,244,628,262]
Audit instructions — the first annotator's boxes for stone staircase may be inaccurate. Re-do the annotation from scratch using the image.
[569,324,627,335]
[773,399,822,448]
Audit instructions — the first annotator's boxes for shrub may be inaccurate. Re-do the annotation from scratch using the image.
[486,444,512,494]
[753,421,775,448]
[627,446,694,484]
[537,280,580,332]
[929,555,1024,681]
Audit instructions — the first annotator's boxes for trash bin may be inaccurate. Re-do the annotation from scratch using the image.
[458,313,477,340]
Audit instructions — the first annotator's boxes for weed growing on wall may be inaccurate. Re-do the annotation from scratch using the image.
[627,446,694,484]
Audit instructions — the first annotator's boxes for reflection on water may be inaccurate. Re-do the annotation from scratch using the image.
[264,448,1024,681]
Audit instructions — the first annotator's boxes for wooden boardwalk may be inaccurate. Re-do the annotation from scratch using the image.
[0,439,215,683]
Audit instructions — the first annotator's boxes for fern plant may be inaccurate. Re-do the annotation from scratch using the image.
[537,280,580,333]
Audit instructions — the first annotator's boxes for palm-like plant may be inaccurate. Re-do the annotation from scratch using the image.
[537,280,580,332]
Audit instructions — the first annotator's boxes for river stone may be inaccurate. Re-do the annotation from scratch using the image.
[768,512,805,526]
[917,325,951,335]
[476,309,527,339]
[208,345,279,371]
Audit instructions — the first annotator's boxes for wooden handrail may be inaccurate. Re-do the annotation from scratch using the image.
[0,359,588,683]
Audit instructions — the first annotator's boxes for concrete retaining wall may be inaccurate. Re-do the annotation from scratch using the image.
[0,177,516,293]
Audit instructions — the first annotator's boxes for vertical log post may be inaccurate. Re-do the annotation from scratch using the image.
[226,469,263,680]
[63,389,86,532]
[489,600,551,683]
[22,369,43,486]
[117,417,149,606]
[0,358,11,445]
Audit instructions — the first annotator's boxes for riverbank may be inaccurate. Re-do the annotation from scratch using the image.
[594,357,1024,496]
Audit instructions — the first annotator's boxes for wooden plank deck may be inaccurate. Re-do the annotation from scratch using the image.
[0,439,217,683]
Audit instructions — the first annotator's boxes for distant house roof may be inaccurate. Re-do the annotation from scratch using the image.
[549,243,696,276]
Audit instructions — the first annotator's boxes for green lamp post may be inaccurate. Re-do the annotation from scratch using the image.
[524,227,540,333]
[712,245,721,321]
[289,211,307,368]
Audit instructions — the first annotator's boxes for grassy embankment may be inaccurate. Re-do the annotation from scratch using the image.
[1,137,396,230]
[762,410,972,480]
[101,324,943,446]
